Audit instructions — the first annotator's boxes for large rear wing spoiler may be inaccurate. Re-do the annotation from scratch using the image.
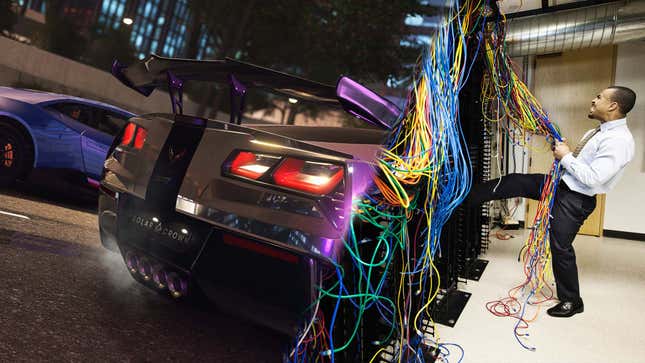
[112,54,400,130]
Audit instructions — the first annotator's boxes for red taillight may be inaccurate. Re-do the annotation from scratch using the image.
[120,123,147,149]
[222,233,299,264]
[273,158,344,195]
[229,151,280,180]
[121,123,136,146]
[134,127,147,149]
[226,151,344,195]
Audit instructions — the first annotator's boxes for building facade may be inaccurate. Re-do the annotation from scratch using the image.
[15,0,215,60]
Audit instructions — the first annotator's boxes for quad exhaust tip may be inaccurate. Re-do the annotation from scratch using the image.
[138,257,153,281]
[124,251,188,298]
[166,272,188,298]
[152,264,166,289]
[125,251,139,274]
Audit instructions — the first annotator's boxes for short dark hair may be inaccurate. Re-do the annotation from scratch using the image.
[607,86,636,114]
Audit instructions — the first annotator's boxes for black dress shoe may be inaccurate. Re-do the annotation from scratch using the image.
[547,299,584,318]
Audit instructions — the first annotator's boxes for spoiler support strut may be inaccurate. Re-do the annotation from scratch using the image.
[228,74,247,125]
[167,70,184,115]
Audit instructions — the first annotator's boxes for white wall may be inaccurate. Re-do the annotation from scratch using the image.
[604,42,645,234]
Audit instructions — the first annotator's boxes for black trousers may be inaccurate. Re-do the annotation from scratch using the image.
[469,173,597,301]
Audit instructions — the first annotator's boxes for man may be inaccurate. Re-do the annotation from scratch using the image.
[70,108,81,120]
[469,86,636,318]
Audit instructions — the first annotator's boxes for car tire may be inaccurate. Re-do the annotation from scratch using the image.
[0,122,34,188]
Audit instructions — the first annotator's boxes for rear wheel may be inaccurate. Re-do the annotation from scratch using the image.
[0,122,33,187]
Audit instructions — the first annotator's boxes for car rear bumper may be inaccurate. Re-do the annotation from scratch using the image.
[98,190,319,336]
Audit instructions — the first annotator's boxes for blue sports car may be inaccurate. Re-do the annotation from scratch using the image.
[0,87,135,187]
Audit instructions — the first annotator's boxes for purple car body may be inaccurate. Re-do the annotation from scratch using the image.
[0,87,135,184]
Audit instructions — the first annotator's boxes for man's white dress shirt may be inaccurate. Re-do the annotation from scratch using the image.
[560,118,635,196]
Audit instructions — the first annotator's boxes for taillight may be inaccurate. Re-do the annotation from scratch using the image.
[273,158,344,195]
[229,151,280,180]
[120,122,147,149]
[121,123,136,145]
[222,233,299,264]
[134,127,147,149]
[225,151,344,195]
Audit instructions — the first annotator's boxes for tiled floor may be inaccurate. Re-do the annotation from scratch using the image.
[437,229,645,363]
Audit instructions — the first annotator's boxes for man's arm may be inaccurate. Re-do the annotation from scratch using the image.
[555,140,630,187]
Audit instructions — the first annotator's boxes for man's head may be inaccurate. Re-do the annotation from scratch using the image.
[588,86,636,122]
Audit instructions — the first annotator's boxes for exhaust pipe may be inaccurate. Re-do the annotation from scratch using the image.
[152,265,167,289]
[137,257,153,281]
[125,251,139,274]
[166,272,188,298]
[123,251,188,297]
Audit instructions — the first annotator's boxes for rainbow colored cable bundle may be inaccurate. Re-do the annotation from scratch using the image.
[289,1,568,358]
[481,16,563,351]
[288,1,484,362]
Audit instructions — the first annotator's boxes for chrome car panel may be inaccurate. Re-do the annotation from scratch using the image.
[175,195,345,262]
[97,55,404,340]
[174,119,360,262]
[102,114,174,199]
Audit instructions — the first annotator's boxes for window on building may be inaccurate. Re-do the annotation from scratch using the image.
[97,0,128,31]
[162,0,189,57]
[196,23,215,60]
[95,0,202,59]
[130,0,166,54]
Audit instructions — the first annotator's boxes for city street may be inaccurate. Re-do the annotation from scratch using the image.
[0,176,284,362]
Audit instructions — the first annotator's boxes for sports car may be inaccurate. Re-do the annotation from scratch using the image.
[99,55,404,360]
[0,87,135,187]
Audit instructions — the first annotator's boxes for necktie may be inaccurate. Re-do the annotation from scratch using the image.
[572,126,601,157]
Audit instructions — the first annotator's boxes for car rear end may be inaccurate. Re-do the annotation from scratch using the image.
[99,113,382,335]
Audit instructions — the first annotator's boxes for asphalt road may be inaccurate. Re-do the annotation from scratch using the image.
[0,176,285,362]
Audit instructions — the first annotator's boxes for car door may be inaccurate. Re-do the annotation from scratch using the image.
[42,102,91,171]
[80,107,129,179]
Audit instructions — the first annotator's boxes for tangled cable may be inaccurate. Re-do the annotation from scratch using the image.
[481,14,563,351]
[287,1,485,362]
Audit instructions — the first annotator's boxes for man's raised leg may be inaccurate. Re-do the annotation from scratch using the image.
[468,173,545,206]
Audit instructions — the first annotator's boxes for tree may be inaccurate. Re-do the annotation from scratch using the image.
[0,0,17,32]
[187,0,258,117]
[185,0,430,119]
[246,0,425,83]
[41,0,87,60]
[85,26,137,72]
